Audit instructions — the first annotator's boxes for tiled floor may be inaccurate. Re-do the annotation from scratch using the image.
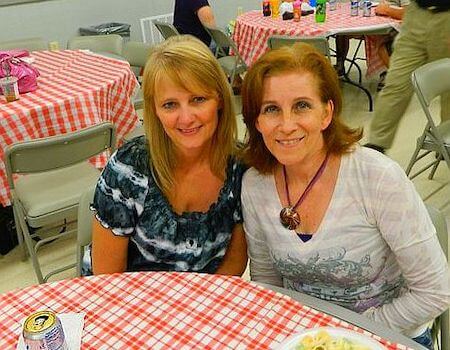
[0,42,448,295]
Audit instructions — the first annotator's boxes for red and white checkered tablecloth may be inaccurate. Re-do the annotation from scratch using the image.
[0,50,140,206]
[0,272,411,349]
[233,5,401,76]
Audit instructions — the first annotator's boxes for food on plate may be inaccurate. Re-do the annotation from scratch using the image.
[293,329,371,350]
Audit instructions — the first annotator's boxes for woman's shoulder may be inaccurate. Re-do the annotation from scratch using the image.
[113,136,150,175]
[345,145,404,173]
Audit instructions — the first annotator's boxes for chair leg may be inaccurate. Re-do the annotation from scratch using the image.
[15,206,44,284]
[428,155,441,179]
[406,136,426,177]
[11,204,27,261]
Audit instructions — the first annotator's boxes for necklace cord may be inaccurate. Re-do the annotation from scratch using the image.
[283,153,330,210]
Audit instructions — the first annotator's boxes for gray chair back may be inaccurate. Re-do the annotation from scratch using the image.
[152,20,179,40]
[268,35,331,60]
[0,37,47,51]
[67,34,123,56]
[5,122,116,185]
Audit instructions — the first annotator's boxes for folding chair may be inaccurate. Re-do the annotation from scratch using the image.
[268,35,373,111]
[425,204,449,350]
[204,26,248,86]
[152,20,180,41]
[5,122,116,283]
[140,13,174,44]
[0,37,47,51]
[76,185,96,277]
[405,58,450,180]
[268,35,331,60]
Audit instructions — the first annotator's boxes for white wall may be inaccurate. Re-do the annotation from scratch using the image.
[0,0,260,48]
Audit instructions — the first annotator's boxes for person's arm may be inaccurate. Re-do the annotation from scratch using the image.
[242,172,283,286]
[215,224,248,276]
[375,2,407,20]
[197,5,216,28]
[363,163,450,334]
[91,219,129,275]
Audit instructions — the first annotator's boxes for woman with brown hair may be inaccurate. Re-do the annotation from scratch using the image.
[84,35,247,276]
[240,43,449,348]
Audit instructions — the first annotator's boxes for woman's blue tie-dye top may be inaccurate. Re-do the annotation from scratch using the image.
[86,136,245,274]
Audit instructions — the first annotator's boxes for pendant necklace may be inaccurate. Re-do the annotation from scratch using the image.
[279,153,330,231]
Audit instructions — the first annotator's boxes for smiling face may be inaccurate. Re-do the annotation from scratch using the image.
[154,77,220,156]
[256,71,333,167]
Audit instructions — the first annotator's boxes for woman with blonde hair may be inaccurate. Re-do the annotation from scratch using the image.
[85,35,247,276]
[241,43,449,348]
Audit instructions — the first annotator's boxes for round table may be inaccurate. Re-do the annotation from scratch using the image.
[0,272,411,349]
[233,4,401,72]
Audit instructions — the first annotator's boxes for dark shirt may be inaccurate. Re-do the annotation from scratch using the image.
[174,0,212,46]
[415,0,450,11]
[87,136,246,274]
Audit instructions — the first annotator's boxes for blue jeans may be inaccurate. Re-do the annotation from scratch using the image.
[412,328,433,350]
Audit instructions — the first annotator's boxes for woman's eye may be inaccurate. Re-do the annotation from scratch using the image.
[262,105,279,114]
[162,102,176,110]
[295,101,311,111]
[192,96,207,103]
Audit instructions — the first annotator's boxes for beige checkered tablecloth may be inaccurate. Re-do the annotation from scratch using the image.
[233,4,401,76]
[0,50,140,206]
[0,272,412,349]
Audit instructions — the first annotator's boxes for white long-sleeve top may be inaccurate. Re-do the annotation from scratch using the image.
[242,146,450,337]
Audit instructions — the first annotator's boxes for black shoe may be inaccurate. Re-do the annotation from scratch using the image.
[364,143,385,154]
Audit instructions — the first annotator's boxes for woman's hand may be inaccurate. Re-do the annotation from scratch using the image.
[91,219,129,275]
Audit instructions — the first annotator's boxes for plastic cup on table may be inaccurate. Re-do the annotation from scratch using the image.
[0,76,19,102]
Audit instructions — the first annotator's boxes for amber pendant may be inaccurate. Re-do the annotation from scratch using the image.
[280,207,301,230]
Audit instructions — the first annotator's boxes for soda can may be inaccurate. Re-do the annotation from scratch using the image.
[23,311,68,350]
[363,1,372,16]
[329,0,337,11]
[350,0,359,16]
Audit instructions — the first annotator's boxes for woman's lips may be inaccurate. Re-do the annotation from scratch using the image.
[178,126,202,134]
[276,136,305,146]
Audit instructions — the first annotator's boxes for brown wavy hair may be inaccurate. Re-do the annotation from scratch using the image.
[241,42,362,174]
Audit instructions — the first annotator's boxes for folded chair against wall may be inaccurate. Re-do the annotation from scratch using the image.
[140,13,174,44]
[425,204,449,350]
[204,26,247,87]
[406,58,450,180]
[5,122,116,284]
[0,37,47,51]
[76,185,96,277]
[152,20,180,41]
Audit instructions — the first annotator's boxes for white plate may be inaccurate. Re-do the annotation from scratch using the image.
[274,327,386,350]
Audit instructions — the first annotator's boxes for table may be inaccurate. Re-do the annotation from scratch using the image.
[0,272,415,349]
[233,4,401,75]
[0,50,140,206]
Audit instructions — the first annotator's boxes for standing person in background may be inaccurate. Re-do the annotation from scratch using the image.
[174,0,216,48]
[373,0,409,90]
[366,0,450,154]
[84,35,247,277]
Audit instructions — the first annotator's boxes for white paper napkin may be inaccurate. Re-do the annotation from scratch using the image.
[16,312,85,350]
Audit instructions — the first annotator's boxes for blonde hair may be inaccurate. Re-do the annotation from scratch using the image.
[142,35,237,196]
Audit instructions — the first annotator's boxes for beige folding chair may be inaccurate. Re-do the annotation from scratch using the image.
[0,37,47,51]
[425,204,449,350]
[406,58,450,180]
[267,35,331,60]
[5,122,116,283]
[152,20,180,40]
[122,41,153,110]
[76,185,96,277]
[204,26,248,86]
[67,34,124,58]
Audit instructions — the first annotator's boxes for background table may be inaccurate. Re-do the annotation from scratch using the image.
[233,4,401,76]
[0,50,140,206]
[0,272,413,349]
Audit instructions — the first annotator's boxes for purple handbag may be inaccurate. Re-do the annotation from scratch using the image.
[0,50,40,94]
